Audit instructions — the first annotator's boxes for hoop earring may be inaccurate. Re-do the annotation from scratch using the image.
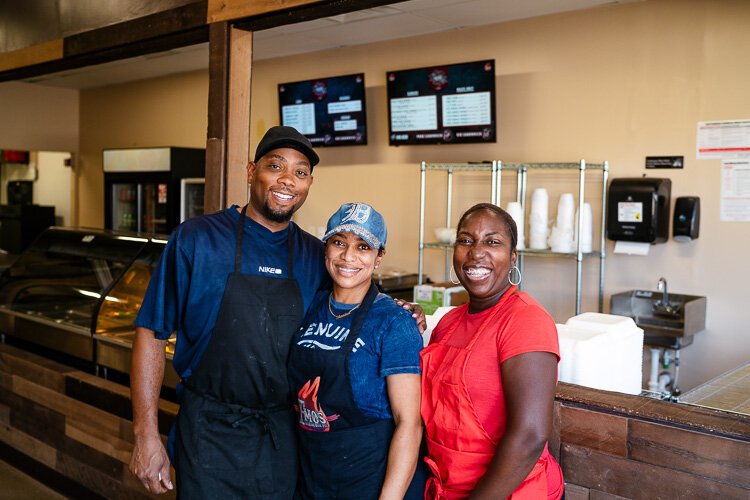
[508,265,522,286]
[449,266,460,285]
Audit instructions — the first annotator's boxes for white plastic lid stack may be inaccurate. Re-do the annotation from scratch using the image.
[422,306,455,347]
[556,313,644,395]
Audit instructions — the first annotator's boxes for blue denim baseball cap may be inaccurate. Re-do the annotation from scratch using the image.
[322,202,387,250]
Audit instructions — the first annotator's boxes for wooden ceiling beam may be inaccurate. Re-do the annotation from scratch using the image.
[0,39,63,73]
[0,1,209,82]
[207,0,325,24]
[0,0,400,82]
[231,0,401,32]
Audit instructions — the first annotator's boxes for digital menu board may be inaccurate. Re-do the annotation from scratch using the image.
[278,73,367,147]
[387,60,496,145]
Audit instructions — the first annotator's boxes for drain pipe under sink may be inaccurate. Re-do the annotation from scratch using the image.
[648,347,661,392]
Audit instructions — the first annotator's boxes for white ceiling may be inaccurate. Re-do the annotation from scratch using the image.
[22,0,627,89]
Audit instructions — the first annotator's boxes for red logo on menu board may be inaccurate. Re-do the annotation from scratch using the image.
[428,67,449,91]
[312,80,328,101]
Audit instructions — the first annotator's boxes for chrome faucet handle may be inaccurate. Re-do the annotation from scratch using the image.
[656,277,669,305]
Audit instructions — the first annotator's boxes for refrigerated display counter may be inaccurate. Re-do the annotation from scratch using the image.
[0,227,178,388]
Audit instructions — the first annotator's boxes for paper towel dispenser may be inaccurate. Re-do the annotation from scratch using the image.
[607,178,671,243]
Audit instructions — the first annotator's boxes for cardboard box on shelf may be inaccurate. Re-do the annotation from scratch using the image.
[413,282,469,315]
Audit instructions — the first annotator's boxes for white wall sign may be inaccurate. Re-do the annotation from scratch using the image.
[697,120,750,159]
[721,159,750,222]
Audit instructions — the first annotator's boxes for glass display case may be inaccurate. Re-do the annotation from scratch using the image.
[93,237,179,388]
[0,227,178,387]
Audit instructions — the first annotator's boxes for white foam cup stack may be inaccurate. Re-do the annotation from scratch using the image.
[549,192,576,253]
[556,193,575,230]
[529,188,549,250]
[506,202,525,249]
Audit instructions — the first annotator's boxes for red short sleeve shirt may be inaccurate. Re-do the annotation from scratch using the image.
[429,291,560,441]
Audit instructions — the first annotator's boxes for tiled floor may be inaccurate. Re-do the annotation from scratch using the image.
[0,459,67,499]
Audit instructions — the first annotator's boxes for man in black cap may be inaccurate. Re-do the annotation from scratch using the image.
[129,126,330,498]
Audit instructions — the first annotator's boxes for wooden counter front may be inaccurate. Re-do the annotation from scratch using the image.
[553,383,750,499]
[0,343,176,499]
[1,342,749,498]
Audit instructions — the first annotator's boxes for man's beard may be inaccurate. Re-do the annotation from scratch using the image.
[261,200,294,223]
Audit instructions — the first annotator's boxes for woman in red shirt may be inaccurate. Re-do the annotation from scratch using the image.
[421,203,564,499]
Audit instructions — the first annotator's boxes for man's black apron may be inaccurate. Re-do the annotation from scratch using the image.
[289,282,424,499]
[174,205,303,499]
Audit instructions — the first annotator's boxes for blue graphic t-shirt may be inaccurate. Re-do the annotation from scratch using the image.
[135,206,329,381]
[297,292,423,419]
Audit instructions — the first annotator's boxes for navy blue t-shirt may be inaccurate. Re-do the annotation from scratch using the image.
[296,292,423,419]
[135,205,329,380]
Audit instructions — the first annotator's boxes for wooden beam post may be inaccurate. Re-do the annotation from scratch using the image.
[205,22,229,214]
[226,27,253,207]
[205,22,252,214]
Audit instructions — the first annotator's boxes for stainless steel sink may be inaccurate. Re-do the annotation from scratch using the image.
[610,290,707,349]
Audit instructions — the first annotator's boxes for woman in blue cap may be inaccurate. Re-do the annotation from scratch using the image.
[288,202,424,499]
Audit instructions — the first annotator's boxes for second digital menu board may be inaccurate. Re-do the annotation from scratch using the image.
[278,73,367,147]
[387,60,496,146]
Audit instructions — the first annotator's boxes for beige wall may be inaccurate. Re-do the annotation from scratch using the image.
[77,0,749,390]
[77,70,209,228]
[251,0,750,391]
[35,151,73,225]
[0,81,79,152]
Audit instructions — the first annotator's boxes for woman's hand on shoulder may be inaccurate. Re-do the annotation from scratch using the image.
[393,299,427,333]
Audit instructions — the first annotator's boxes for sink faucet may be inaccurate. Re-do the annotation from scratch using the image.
[656,277,669,306]
[653,277,680,316]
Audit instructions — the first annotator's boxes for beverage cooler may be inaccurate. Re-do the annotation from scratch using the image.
[103,147,205,234]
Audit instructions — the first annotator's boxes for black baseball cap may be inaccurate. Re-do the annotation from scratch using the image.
[254,126,319,169]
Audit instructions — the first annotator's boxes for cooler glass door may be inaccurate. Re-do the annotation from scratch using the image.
[141,182,169,234]
[180,178,205,222]
[111,183,139,231]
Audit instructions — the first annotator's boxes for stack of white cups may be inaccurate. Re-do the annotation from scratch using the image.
[529,188,549,250]
[549,193,576,253]
[506,202,525,249]
[575,202,594,253]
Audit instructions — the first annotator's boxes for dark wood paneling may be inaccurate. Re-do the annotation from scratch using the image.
[0,400,9,424]
[565,483,590,500]
[559,405,628,457]
[61,433,124,478]
[64,2,207,56]
[549,401,561,461]
[629,420,750,488]
[556,383,750,441]
[233,0,402,32]
[562,444,749,499]
[204,21,230,214]
[65,372,135,420]
[590,491,630,500]
[0,27,208,83]
[0,441,105,500]
[0,343,172,498]
[0,345,70,392]
[56,451,149,500]
[8,391,67,449]
[0,369,10,391]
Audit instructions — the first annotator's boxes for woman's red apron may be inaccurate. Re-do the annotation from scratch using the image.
[420,286,563,499]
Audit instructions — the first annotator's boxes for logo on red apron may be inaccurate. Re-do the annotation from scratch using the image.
[295,376,339,432]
